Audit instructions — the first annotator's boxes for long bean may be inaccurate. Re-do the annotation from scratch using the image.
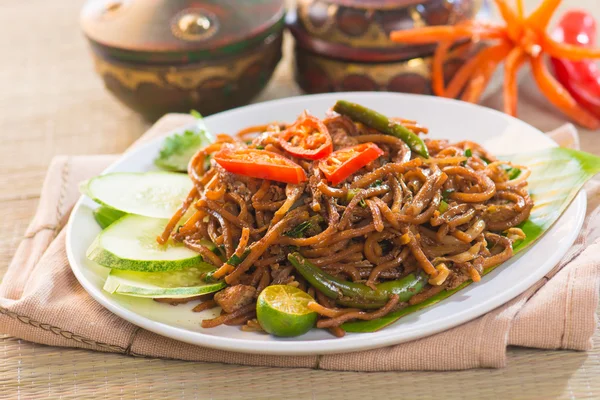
[333,100,430,158]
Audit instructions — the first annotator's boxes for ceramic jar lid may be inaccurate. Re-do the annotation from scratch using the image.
[81,0,285,64]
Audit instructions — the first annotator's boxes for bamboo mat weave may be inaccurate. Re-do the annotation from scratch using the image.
[2,333,600,399]
[1,0,600,399]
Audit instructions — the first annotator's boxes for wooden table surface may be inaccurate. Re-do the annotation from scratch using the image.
[1,0,599,399]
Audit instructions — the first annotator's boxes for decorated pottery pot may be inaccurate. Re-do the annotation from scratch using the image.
[296,0,481,55]
[81,0,285,120]
[294,42,473,94]
[289,0,485,95]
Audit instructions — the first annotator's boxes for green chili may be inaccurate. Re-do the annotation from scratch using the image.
[333,100,430,158]
[287,252,427,309]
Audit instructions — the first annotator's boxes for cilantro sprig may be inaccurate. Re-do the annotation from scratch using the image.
[154,111,215,172]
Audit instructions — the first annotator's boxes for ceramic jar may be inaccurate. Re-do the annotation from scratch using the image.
[81,0,285,120]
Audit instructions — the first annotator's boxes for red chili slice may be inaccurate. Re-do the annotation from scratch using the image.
[279,114,333,160]
[319,143,384,186]
[213,148,307,184]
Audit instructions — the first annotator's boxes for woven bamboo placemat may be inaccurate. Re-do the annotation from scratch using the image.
[1,0,599,398]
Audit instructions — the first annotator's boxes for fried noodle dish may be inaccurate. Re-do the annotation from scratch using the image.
[157,101,533,337]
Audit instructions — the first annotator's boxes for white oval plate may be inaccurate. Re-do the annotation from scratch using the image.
[66,93,585,356]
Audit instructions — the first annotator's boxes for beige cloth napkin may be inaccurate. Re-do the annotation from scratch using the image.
[1,115,599,371]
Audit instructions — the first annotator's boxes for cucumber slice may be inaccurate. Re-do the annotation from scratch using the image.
[87,214,206,272]
[93,206,126,229]
[103,266,224,299]
[84,172,192,218]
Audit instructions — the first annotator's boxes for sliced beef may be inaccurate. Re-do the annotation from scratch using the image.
[214,284,257,313]
[330,128,359,149]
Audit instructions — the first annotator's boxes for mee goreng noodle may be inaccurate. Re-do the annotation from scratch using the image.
[156,101,532,337]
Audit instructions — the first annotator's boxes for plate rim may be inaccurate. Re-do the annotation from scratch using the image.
[66,92,586,355]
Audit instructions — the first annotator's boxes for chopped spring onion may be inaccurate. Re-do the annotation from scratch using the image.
[438,200,449,213]
[284,221,313,238]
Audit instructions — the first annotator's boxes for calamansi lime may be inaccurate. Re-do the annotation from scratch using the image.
[256,285,317,337]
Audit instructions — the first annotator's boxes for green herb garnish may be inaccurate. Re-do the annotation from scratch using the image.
[461,148,472,166]
[501,165,522,180]
[346,188,373,206]
[438,200,449,214]
[228,249,251,267]
[284,221,312,238]
[346,188,360,203]
[442,188,455,201]
[154,111,214,172]
[508,167,521,180]
[203,248,249,283]
[190,109,202,119]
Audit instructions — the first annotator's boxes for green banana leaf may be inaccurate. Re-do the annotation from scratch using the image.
[343,147,600,333]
